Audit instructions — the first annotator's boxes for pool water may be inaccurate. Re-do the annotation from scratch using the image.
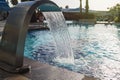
[24,22,120,80]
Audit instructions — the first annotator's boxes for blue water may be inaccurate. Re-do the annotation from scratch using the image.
[24,22,120,80]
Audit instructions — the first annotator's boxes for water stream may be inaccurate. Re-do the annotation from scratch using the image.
[43,12,74,64]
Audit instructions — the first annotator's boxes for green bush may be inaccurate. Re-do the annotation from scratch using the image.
[114,17,120,22]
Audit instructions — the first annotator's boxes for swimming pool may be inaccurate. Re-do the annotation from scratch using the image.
[24,22,120,80]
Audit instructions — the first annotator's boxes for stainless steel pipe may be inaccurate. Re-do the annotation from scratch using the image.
[0,0,60,73]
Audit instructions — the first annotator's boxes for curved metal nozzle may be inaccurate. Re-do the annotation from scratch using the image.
[0,0,61,73]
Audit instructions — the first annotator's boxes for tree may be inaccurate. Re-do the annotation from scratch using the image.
[114,8,120,22]
[85,0,89,14]
[108,4,120,22]
[11,0,18,5]
[65,5,69,9]
[80,0,82,14]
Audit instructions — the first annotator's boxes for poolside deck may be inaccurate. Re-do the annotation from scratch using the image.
[0,20,99,80]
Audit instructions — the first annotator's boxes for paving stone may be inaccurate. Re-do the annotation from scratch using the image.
[4,75,30,80]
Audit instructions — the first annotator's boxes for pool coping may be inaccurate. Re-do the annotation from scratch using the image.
[0,57,99,80]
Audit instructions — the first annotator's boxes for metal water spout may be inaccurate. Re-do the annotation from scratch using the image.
[0,0,60,73]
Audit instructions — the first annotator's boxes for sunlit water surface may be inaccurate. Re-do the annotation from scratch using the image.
[24,22,120,80]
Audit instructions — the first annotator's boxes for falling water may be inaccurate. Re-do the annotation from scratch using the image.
[43,12,74,64]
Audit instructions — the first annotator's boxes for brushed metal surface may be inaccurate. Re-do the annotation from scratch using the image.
[0,0,60,72]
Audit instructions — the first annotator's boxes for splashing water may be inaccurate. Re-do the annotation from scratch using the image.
[43,12,74,64]
[25,23,120,80]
